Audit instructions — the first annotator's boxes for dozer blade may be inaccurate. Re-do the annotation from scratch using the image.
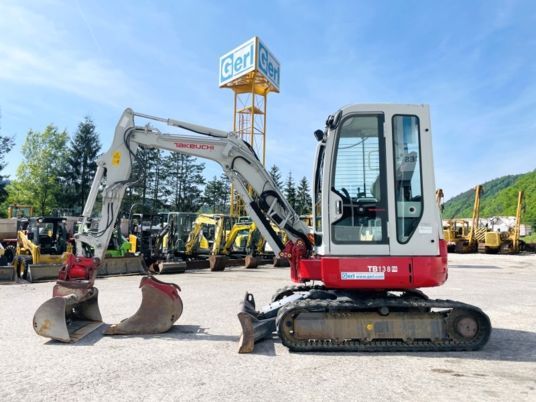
[27,264,63,282]
[98,256,147,277]
[237,292,275,353]
[33,286,103,342]
[157,261,187,274]
[104,276,183,335]
[0,265,16,283]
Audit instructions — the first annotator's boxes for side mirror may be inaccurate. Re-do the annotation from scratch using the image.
[314,129,324,142]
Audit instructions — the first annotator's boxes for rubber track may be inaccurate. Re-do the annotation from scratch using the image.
[270,284,326,302]
[276,297,491,352]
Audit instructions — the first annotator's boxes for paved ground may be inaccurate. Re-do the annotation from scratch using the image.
[1,253,535,401]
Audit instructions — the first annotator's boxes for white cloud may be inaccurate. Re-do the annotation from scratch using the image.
[0,1,139,108]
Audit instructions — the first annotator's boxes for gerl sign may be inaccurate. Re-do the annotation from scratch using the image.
[219,37,280,92]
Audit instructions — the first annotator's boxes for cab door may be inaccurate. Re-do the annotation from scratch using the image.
[387,105,441,256]
[324,111,390,256]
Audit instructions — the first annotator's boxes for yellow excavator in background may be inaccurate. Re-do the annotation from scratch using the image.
[152,212,197,274]
[482,191,525,254]
[184,214,227,257]
[453,185,486,253]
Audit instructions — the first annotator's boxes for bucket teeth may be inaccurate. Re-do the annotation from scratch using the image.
[237,292,275,353]
[104,276,183,336]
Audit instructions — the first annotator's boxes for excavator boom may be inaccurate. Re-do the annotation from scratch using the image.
[34,108,309,342]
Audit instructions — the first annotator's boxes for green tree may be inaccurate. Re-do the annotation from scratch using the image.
[296,176,312,215]
[6,125,68,215]
[0,128,15,206]
[203,174,230,213]
[63,117,101,212]
[284,171,297,211]
[269,164,283,189]
[162,152,205,212]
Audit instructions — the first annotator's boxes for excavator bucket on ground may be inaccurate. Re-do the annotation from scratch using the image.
[104,276,182,335]
[33,283,103,342]
[208,255,228,271]
[244,255,258,269]
[33,256,103,342]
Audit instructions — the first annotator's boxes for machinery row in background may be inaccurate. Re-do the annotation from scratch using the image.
[437,187,532,254]
[0,204,305,283]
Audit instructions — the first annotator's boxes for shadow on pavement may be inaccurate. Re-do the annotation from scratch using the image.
[42,324,535,362]
[449,264,501,269]
[298,328,536,362]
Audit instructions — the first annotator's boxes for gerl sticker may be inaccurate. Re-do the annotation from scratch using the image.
[418,225,433,234]
[341,272,385,280]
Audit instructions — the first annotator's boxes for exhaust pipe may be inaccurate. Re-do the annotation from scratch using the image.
[237,292,275,353]
[104,276,182,335]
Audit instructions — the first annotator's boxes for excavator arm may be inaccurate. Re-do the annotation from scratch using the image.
[34,108,309,343]
[76,108,309,263]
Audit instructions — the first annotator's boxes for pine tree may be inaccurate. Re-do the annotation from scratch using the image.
[284,171,297,211]
[0,110,15,206]
[122,147,167,214]
[203,174,230,213]
[161,152,205,212]
[269,164,283,189]
[296,176,312,215]
[63,117,101,212]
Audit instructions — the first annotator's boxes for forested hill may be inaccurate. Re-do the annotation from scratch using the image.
[442,170,536,227]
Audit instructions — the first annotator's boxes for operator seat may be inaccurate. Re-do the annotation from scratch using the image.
[396,151,417,200]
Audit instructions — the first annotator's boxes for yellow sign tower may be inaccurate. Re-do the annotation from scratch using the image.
[219,37,280,216]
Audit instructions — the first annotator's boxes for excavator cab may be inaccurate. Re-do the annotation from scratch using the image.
[312,106,440,266]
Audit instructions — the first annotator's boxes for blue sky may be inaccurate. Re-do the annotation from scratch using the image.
[1,0,535,200]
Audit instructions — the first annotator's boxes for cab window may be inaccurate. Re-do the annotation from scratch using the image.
[331,114,387,244]
[392,115,423,243]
